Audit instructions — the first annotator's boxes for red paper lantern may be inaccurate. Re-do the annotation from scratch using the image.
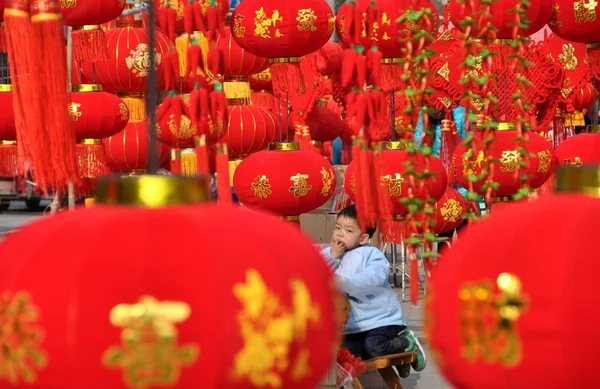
[103,121,171,172]
[0,176,341,389]
[233,142,337,217]
[154,0,230,34]
[427,193,600,389]
[336,0,439,57]
[344,144,448,216]
[156,95,226,148]
[70,85,130,140]
[60,0,125,26]
[554,132,600,167]
[217,27,269,76]
[249,69,273,92]
[225,104,278,157]
[432,186,467,234]
[549,0,600,43]
[452,128,554,197]
[0,84,15,141]
[85,20,171,94]
[450,0,552,39]
[572,82,595,110]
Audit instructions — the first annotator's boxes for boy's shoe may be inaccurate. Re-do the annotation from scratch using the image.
[392,365,411,379]
[400,329,427,372]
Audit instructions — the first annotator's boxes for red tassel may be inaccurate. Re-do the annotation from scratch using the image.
[184,1,195,35]
[192,2,206,33]
[76,142,108,180]
[341,49,358,88]
[199,87,210,120]
[166,7,177,42]
[0,23,5,53]
[210,90,219,123]
[0,143,18,176]
[157,7,168,32]
[367,48,382,86]
[410,251,419,304]
[186,40,202,78]
[215,143,232,205]
[355,94,367,129]
[346,90,358,119]
[157,93,174,122]
[365,2,381,41]
[195,136,210,176]
[206,5,219,41]
[208,45,222,76]
[189,87,200,127]
[355,54,367,89]
[163,49,175,91]
[353,3,363,45]
[71,28,109,62]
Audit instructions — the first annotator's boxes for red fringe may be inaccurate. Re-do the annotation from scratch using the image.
[271,62,306,101]
[251,91,275,111]
[380,64,404,92]
[195,136,210,176]
[0,144,18,176]
[71,29,110,62]
[382,219,407,244]
[410,251,419,304]
[216,143,232,205]
[0,24,5,53]
[354,141,377,231]
[76,143,108,179]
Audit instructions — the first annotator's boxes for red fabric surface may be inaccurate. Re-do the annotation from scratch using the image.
[234,148,336,216]
[218,27,269,76]
[225,104,278,156]
[0,89,15,141]
[232,0,333,58]
[60,0,125,26]
[432,186,467,234]
[554,133,600,167]
[70,90,129,140]
[548,0,600,44]
[249,69,272,92]
[0,203,339,389]
[428,194,600,389]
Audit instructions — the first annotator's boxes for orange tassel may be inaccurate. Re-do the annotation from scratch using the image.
[215,143,232,205]
[194,136,210,176]
[71,27,109,62]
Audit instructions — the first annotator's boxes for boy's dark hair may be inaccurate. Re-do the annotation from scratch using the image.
[337,204,376,238]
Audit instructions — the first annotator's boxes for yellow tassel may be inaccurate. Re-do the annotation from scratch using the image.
[564,113,573,127]
[181,148,197,177]
[85,197,96,208]
[572,110,585,127]
[228,159,243,187]
[119,95,147,122]
[175,34,190,77]
[224,79,251,103]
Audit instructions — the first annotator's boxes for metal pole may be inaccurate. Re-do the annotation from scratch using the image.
[146,0,159,174]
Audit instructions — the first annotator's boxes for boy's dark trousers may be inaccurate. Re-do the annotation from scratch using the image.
[343,325,409,360]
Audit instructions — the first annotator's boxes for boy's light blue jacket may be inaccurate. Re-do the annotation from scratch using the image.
[320,245,405,334]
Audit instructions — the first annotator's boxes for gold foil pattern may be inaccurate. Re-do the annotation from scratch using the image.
[251,175,272,198]
[254,7,283,38]
[296,8,318,32]
[289,174,312,197]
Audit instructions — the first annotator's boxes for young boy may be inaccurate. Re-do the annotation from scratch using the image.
[320,205,426,377]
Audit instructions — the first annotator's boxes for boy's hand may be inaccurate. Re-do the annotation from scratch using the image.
[331,238,345,259]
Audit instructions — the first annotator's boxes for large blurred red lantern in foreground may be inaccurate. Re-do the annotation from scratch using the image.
[0,175,341,389]
[453,127,554,197]
[344,143,448,216]
[0,84,17,175]
[103,121,170,172]
[427,188,600,389]
[233,142,337,219]
[59,0,126,61]
[450,0,551,39]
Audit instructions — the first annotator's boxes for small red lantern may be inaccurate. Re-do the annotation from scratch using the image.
[225,104,278,157]
[0,84,17,176]
[0,175,342,389]
[450,0,552,39]
[427,191,600,389]
[233,142,337,219]
[344,143,448,216]
[154,0,230,36]
[216,27,270,77]
[103,121,171,172]
[549,0,600,44]
[59,0,126,61]
[452,127,555,197]
[432,186,467,234]
[85,20,171,94]
[554,131,600,167]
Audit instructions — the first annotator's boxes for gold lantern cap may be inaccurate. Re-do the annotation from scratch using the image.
[385,140,409,150]
[96,175,211,208]
[556,166,600,198]
[0,84,12,92]
[72,84,103,92]
[268,142,300,151]
[497,122,516,131]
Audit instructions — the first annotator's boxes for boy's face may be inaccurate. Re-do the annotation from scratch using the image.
[333,216,370,251]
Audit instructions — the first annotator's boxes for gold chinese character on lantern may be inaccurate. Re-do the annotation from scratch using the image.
[231,269,320,387]
[103,296,199,388]
[558,43,578,71]
[499,150,520,173]
[459,273,528,367]
[0,292,48,385]
[233,14,246,37]
[59,0,76,7]
[564,157,583,167]
[125,43,162,78]
[463,150,486,176]
[574,0,597,22]
[69,102,82,121]
[380,173,404,197]
[537,150,552,173]
[289,174,312,197]
[327,13,335,34]
[296,8,318,32]
[439,199,463,223]
[320,167,334,196]
[338,15,346,34]
[254,7,283,38]
[119,103,128,121]
[251,175,272,199]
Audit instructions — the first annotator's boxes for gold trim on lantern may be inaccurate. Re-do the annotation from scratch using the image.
[556,166,600,198]
[31,13,61,22]
[96,175,211,208]
[215,144,229,154]
[227,97,250,106]
[1,140,16,145]
[0,84,12,92]
[4,9,29,18]
[586,42,600,49]
[497,122,516,131]
[116,20,144,28]
[385,141,408,150]
[381,58,402,64]
[72,84,103,92]
[587,125,600,133]
[171,149,182,160]
[117,91,145,99]
[269,57,302,64]
[79,139,102,145]
[283,215,300,221]
[268,142,300,151]
[195,136,206,147]
[73,25,102,31]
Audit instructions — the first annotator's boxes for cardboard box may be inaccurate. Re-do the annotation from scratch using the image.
[300,213,337,243]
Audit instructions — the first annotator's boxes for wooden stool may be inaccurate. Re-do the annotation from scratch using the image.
[351,352,416,389]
